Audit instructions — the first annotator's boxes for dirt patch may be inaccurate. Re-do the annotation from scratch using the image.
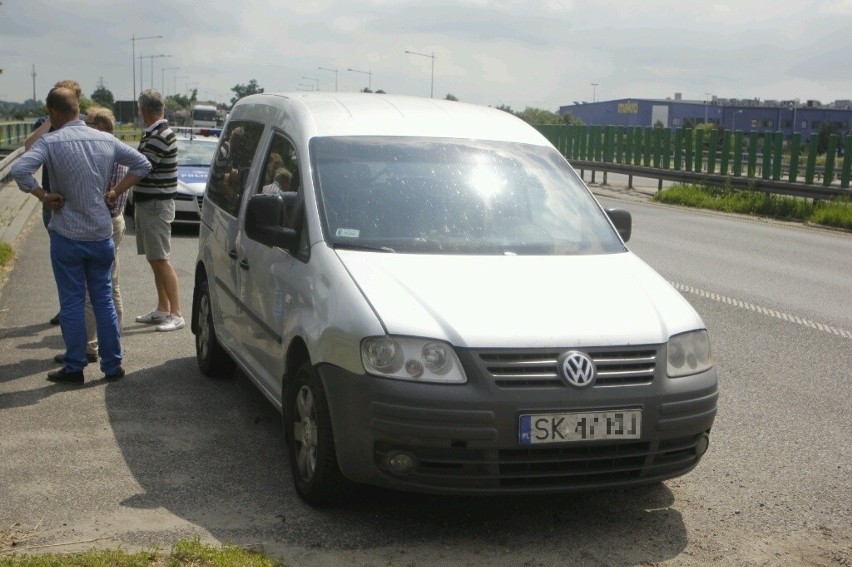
[0,521,41,555]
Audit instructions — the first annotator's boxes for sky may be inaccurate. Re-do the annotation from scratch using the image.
[1,0,851,111]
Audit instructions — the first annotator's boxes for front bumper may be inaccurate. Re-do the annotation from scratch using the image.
[174,192,203,223]
[319,345,718,495]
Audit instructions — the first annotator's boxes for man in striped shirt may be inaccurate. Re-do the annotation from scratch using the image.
[11,87,151,383]
[131,89,184,332]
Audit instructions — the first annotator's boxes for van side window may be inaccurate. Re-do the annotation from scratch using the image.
[258,133,300,197]
[207,121,264,217]
[253,133,310,258]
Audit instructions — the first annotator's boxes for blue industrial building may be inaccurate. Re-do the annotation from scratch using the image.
[558,97,852,142]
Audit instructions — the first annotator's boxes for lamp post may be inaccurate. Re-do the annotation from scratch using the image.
[150,54,170,90]
[139,54,170,90]
[130,34,162,99]
[302,76,319,91]
[347,68,372,91]
[790,103,798,135]
[174,75,189,96]
[318,67,338,92]
[162,66,179,96]
[704,92,713,123]
[405,50,436,98]
[591,82,599,103]
[731,109,743,131]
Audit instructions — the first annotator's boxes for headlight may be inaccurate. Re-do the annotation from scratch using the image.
[361,336,466,383]
[666,330,713,377]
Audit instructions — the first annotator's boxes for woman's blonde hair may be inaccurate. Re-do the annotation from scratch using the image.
[86,106,116,133]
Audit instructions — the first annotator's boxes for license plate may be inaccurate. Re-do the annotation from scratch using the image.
[519,409,642,445]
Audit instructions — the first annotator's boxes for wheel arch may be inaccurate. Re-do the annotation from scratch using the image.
[283,337,311,431]
[191,261,208,335]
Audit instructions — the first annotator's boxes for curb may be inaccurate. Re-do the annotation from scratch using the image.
[0,179,40,248]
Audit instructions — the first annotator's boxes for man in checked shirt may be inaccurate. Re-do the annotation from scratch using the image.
[11,87,151,384]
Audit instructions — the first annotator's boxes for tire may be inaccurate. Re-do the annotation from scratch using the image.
[195,278,237,378]
[286,361,348,506]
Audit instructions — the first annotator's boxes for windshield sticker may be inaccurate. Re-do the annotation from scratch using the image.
[336,228,360,238]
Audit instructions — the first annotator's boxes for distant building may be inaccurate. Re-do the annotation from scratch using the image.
[558,96,852,142]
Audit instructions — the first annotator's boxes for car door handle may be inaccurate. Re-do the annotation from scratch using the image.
[228,249,238,260]
[239,258,249,270]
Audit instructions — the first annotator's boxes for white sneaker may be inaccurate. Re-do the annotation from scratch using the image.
[136,309,170,324]
[156,314,185,332]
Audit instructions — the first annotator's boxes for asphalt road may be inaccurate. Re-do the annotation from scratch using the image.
[1,196,850,566]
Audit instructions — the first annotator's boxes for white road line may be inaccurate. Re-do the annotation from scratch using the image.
[671,282,852,340]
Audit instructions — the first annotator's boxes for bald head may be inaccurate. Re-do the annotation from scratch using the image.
[46,87,80,126]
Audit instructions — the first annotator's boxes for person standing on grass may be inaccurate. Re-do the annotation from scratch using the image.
[130,89,184,332]
[11,87,151,384]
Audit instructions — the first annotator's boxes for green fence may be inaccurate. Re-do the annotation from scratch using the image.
[536,124,851,190]
[0,122,32,147]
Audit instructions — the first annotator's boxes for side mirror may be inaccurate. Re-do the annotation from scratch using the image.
[245,193,300,251]
[605,208,632,242]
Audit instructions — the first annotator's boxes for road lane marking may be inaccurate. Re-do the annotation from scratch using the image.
[672,282,852,340]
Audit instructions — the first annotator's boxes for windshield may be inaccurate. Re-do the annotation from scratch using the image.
[312,137,625,255]
[177,139,218,167]
[192,109,217,121]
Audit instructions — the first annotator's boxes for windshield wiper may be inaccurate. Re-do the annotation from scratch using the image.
[332,242,396,253]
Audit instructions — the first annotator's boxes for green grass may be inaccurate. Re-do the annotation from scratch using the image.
[0,538,282,567]
[652,184,852,230]
[0,241,13,268]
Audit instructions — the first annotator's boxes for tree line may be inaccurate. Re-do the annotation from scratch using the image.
[2,78,584,129]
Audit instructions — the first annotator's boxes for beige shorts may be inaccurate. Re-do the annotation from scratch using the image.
[135,198,175,260]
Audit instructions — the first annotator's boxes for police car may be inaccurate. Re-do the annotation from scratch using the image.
[126,127,220,223]
[172,127,220,223]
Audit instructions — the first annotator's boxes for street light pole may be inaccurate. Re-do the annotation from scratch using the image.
[150,54,171,90]
[591,82,599,103]
[130,34,162,99]
[302,76,319,91]
[704,92,713,123]
[174,75,189,96]
[732,109,743,131]
[347,68,372,91]
[405,50,436,98]
[162,66,180,97]
[318,67,338,91]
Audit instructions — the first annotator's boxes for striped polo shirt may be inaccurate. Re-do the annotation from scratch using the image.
[135,118,178,197]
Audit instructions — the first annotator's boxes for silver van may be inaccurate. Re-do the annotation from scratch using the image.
[192,93,717,506]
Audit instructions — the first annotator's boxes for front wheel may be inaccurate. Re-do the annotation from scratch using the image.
[286,362,348,506]
[195,278,236,378]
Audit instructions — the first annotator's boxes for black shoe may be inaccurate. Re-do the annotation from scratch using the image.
[104,367,125,381]
[53,353,98,364]
[47,368,84,384]
[50,313,61,325]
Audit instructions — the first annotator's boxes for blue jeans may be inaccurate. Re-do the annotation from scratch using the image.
[49,231,122,375]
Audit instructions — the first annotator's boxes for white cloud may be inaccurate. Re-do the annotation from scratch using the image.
[0,0,849,110]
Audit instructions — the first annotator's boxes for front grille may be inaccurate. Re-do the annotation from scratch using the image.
[375,434,702,491]
[475,346,659,388]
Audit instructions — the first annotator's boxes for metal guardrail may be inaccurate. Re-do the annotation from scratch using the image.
[0,147,25,181]
[570,160,848,200]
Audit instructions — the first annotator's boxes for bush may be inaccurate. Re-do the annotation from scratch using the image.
[652,184,852,229]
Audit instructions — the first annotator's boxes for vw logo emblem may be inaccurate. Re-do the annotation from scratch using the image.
[558,351,596,388]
